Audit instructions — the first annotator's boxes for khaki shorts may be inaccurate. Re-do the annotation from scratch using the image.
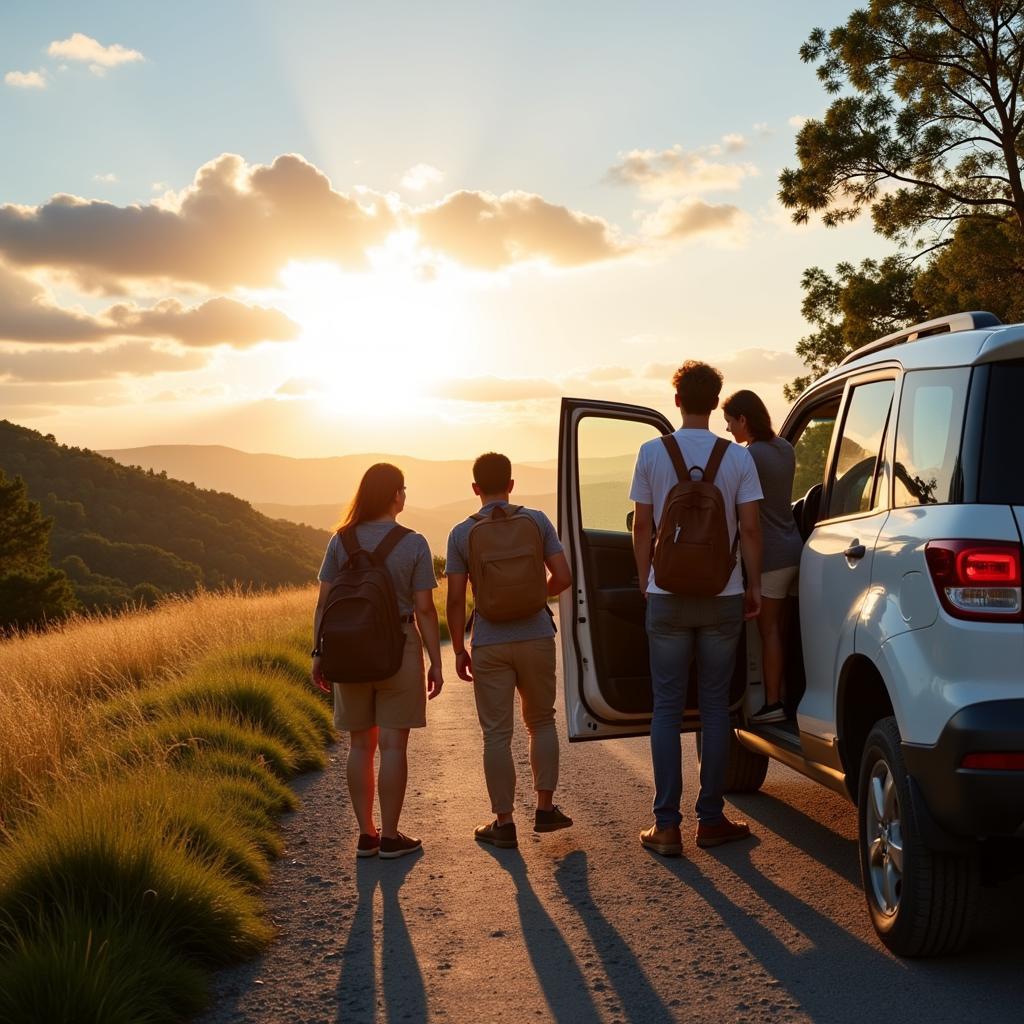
[333,630,426,732]
[762,565,799,601]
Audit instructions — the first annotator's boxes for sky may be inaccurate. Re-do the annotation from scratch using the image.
[0,1,891,460]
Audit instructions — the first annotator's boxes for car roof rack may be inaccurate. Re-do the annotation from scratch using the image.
[838,311,1002,367]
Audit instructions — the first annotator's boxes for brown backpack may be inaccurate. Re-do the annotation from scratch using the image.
[653,435,737,597]
[467,505,547,622]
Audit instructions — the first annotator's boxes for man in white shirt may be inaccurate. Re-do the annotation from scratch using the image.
[629,360,763,856]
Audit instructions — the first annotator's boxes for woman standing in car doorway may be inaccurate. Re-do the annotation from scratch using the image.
[723,390,803,723]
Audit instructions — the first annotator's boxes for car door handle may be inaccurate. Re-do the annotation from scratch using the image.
[844,543,866,560]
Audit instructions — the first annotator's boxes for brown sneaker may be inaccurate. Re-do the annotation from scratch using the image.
[534,805,573,833]
[639,823,682,857]
[379,832,422,859]
[474,820,518,849]
[695,816,751,848]
[356,831,380,858]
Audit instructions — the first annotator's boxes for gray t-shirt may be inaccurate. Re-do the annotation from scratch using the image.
[318,520,437,617]
[446,502,563,648]
[748,438,803,572]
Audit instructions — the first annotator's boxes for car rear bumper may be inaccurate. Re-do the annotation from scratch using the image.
[903,699,1024,839]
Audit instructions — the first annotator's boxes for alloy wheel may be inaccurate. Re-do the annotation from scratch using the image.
[864,758,904,917]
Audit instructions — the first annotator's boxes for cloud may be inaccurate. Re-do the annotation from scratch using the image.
[640,198,750,244]
[788,115,809,129]
[0,264,298,348]
[721,133,747,152]
[105,297,299,348]
[47,33,144,75]
[93,172,118,184]
[432,375,562,403]
[607,144,757,199]
[753,122,773,136]
[413,190,629,269]
[0,153,398,289]
[401,163,444,191]
[642,348,804,386]
[0,342,208,383]
[4,69,47,89]
[0,381,127,408]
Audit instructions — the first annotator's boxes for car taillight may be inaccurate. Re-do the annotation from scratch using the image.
[961,752,1024,770]
[925,540,1023,622]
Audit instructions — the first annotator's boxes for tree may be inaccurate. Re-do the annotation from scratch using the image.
[780,2,1024,394]
[0,470,76,630]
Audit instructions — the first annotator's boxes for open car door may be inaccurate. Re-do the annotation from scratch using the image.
[559,397,737,741]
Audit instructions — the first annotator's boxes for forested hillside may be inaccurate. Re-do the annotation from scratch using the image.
[0,421,329,612]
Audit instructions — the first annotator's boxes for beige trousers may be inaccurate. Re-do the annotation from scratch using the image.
[471,637,559,814]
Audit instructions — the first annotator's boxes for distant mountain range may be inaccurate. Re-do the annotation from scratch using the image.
[1,422,328,611]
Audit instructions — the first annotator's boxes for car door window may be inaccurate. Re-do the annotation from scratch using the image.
[826,379,895,519]
[790,401,840,502]
[578,416,656,532]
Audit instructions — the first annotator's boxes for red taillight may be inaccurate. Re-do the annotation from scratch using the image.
[961,752,1024,770]
[925,540,1023,622]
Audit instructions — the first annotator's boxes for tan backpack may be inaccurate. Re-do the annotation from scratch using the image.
[652,435,737,597]
[467,505,547,621]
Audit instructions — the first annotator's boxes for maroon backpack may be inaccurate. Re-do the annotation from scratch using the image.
[652,435,737,597]
[317,525,411,684]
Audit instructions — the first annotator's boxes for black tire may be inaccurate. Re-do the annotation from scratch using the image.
[696,730,769,793]
[857,717,978,957]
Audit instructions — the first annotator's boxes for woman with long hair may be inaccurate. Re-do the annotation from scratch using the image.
[722,390,802,723]
[311,462,443,858]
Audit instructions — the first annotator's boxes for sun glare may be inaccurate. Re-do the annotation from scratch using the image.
[266,234,472,417]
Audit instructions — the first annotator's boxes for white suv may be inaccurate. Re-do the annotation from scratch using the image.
[557,310,1023,957]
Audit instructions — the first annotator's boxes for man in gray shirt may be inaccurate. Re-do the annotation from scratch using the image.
[446,452,573,849]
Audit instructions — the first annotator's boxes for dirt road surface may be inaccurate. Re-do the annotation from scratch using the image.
[199,636,1024,1024]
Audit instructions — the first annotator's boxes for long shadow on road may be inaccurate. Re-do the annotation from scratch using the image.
[554,850,677,1024]
[337,851,428,1024]
[650,838,1023,1024]
[480,845,602,1023]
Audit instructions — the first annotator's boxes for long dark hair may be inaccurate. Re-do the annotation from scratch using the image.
[336,463,404,532]
[722,389,775,442]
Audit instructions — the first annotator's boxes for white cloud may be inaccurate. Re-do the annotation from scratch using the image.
[607,144,758,199]
[640,198,751,246]
[47,33,144,75]
[4,69,47,89]
[753,122,773,136]
[788,115,809,129]
[720,133,747,153]
[401,163,444,192]
[93,172,118,184]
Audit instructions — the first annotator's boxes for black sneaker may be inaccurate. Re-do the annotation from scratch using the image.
[750,701,786,724]
[379,832,422,859]
[474,820,518,849]
[534,805,573,833]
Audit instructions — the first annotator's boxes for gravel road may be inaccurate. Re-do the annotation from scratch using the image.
[199,633,1024,1024]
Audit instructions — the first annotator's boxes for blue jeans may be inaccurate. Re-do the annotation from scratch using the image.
[646,593,744,828]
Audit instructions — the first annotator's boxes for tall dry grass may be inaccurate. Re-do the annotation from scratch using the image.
[0,587,316,828]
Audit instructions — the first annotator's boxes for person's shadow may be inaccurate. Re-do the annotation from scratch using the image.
[479,845,602,1023]
[337,851,427,1023]
[554,850,676,1024]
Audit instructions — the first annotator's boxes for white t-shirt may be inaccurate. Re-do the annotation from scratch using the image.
[629,428,763,597]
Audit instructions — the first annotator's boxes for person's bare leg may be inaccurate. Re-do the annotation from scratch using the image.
[347,727,379,835]
[757,597,786,705]
[378,727,411,838]
[537,789,554,812]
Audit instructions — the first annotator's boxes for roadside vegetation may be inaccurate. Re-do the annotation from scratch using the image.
[0,586,328,1023]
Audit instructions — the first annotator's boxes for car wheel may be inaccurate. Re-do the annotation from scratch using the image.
[857,717,978,956]
[696,730,769,793]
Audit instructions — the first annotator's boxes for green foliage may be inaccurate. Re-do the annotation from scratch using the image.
[780,3,1024,242]
[0,420,328,614]
[0,470,77,630]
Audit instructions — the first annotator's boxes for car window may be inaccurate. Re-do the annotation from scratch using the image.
[894,368,969,507]
[826,379,895,519]
[979,360,1024,505]
[789,400,840,502]
[577,416,661,532]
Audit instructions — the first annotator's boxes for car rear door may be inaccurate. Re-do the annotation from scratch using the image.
[558,397,747,741]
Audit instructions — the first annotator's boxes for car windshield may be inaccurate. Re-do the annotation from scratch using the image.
[978,359,1024,505]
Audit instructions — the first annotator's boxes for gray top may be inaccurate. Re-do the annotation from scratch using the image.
[318,520,437,617]
[446,501,563,648]
[747,438,803,573]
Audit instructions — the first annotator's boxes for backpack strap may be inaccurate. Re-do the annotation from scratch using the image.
[702,438,730,486]
[339,528,362,560]
[371,524,412,566]
[660,434,690,483]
